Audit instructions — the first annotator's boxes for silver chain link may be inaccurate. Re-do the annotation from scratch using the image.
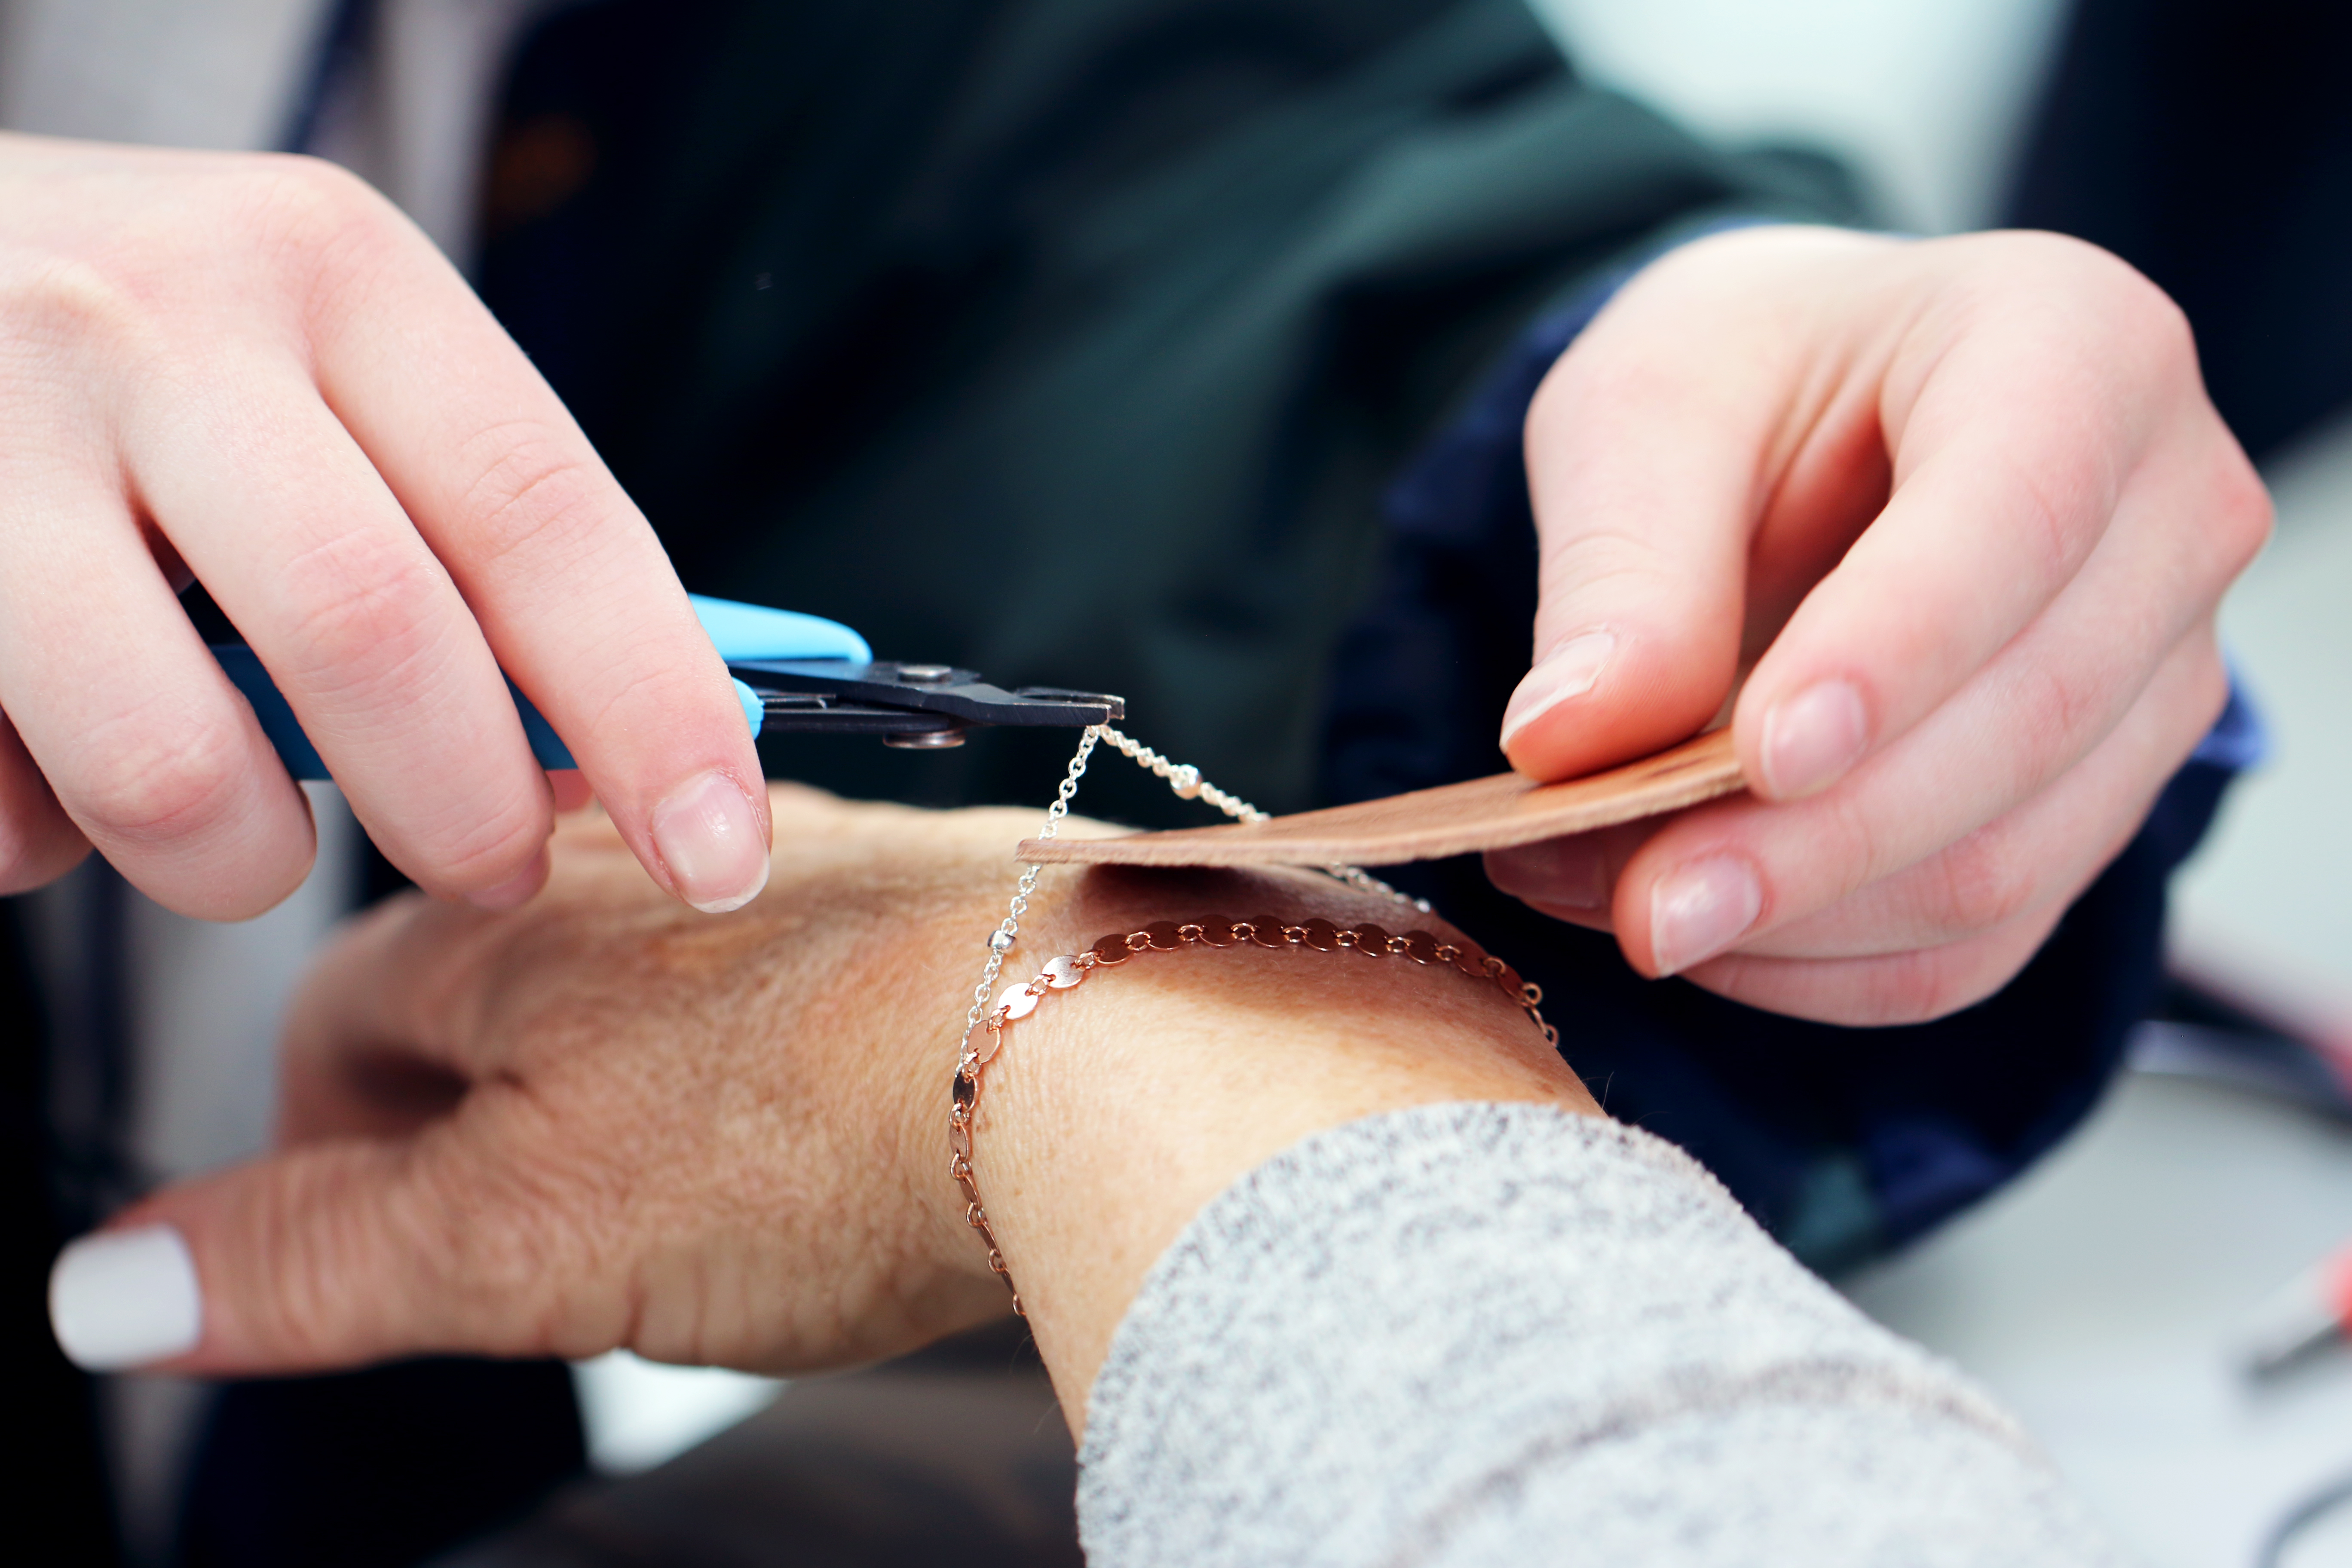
[957,722,1439,1072]
[1322,862,1435,913]
[956,726,1102,1073]
[1095,724,1269,823]
[1094,725,1431,911]
[951,722,1526,1314]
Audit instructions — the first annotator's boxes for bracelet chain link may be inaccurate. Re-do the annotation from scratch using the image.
[949,724,1551,1315]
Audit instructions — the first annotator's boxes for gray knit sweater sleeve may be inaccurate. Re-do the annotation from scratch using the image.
[1075,1103,2131,1567]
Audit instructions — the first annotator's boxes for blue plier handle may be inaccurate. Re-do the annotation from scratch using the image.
[212,596,1123,781]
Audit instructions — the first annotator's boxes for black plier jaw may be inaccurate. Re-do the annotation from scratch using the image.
[729,659,1125,749]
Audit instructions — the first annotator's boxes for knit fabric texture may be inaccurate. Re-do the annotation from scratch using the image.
[1077,1104,2132,1566]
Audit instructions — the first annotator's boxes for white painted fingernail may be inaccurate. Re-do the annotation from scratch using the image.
[49,1225,202,1370]
[652,772,770,913]
[1500,632,1616,749]
[1649,855,1763,977]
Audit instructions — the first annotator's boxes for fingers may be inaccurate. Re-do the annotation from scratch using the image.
[1732,233,2269,804]
[1507,227,1915,781]
[1616,615,2226,981]
[1504,245,1780,779]
[47,1107,615,1375]
[0,149,756,916]
[284,162,768,911]
[124,349,557,904]
[0,706,90,892]
[1484,820,1651,930]
[45,891,605,1375]
[1678,901,2070,1028]
[1708,628,2217,961]
[0,465,316,917]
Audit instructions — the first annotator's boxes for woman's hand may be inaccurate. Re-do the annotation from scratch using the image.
[74,790,1028,1376]
[48,787,1588,1427]
[1488,226,2269,1025]
[0,133,767,918]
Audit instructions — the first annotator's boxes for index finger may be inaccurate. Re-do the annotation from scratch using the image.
[299,163,769,913]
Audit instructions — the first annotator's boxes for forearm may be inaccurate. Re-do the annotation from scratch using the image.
[952,867,1597,1425]
[941,867,2124,1565]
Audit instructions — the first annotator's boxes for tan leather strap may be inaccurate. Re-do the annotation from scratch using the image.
[1017,729,1743,869]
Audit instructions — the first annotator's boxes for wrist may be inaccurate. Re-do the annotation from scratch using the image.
[944,866,1596,1425]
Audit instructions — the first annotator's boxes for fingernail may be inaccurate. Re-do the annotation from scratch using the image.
[467,847,548,911]
[652,772,769,913]
[1761,680,1869,799]
[49,1224,202,1371]
[1500,632,1616,749]
[1649,855,1762,977]
[1487,837,1609,910]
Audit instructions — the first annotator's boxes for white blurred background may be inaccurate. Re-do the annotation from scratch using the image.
[1535,0,2073,232]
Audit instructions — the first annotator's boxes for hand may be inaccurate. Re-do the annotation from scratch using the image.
[47,788,1586,1433]
[61,791,1021,1378]
[0,134,768,918]
[1486,226,2268,1025]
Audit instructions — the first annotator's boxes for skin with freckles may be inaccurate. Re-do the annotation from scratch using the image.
[0,132,768,919]
[1490,226,2269,1026]
[100,787,1590,1431]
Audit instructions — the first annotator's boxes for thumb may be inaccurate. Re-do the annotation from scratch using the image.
[1503,229,1865,781]
[47,1131,552,1376]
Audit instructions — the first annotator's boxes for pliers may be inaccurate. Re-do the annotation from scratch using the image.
[212,595,1125,780]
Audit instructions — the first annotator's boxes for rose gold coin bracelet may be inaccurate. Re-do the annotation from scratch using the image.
[948,725,1553,1314]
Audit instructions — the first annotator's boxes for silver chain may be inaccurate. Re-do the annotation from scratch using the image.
[1322,862,1434,912]
[1096,724,1270,823]
[956,726,1101,1072]
[956,722,1430,1071]
[1095,725,1431,911]
[950,722,1505,1314]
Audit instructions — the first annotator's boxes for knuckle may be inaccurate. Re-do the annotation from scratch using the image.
[2209,450,2275,574]
[1855,912,2057,1025]
[2095,253,2196,365]
[2015,233,2192,358]
[0,249,146,368]
[232,153,389,246]
[69,702,255,848]
[413,800,549,894]
[1534,527,1679,610]
[1861,952,1988,1024]
[217,1150,386,1362]
[1994,444,2086,586]
[2183,642,2232,732]
[219,153,408,306]
[1810,790,1894,897]
[273,530,451,701]
[452,425,614,568]
[266,540,553,893]
[2010,655,2103,764]
[1929,829,2043,938]
[421,1130,619,1348]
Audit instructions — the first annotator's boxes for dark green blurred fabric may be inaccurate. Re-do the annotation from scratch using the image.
[480,0,1860,827]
